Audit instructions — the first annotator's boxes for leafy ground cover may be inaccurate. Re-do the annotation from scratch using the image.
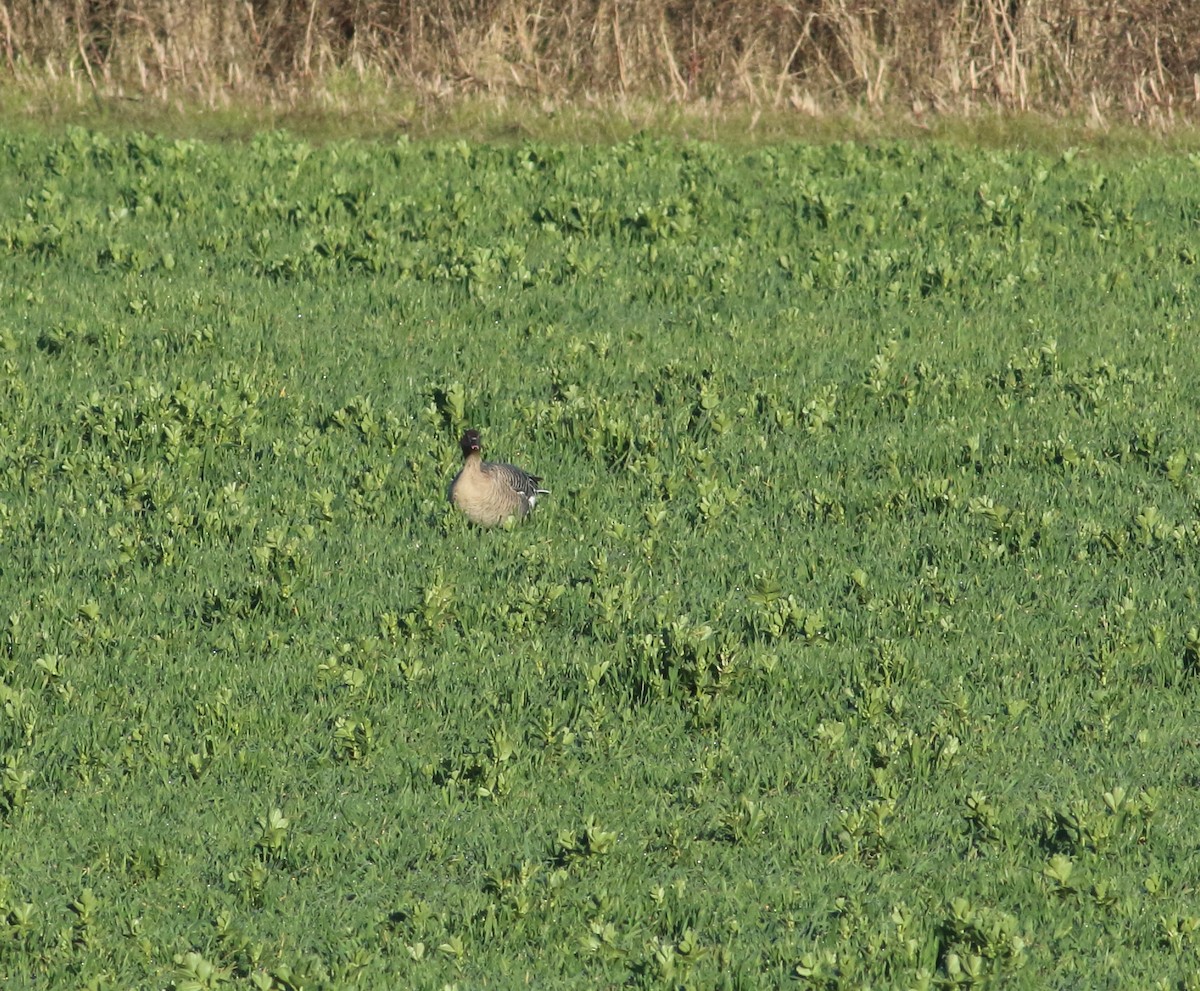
[1,128,1200,988]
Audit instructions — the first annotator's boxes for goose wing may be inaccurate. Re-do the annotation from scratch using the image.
[486,460,549,504]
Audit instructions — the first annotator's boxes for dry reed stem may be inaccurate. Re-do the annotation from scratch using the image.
[1,0,1197,118]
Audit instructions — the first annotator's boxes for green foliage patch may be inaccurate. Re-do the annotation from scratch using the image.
[1,127,1200,988]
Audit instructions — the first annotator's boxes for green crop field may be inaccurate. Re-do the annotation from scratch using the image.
[2,127,1200,989]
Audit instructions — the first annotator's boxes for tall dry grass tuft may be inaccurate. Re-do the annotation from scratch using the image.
[3,0,1199,118]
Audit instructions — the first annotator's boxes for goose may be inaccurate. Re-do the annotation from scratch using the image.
[448,428,548,526]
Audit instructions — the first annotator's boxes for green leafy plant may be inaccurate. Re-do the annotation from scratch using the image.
[0,129,1198,990]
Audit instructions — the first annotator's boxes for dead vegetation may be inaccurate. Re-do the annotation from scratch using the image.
[4,1,1200,123]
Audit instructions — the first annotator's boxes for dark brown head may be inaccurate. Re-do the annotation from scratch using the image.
[460,429,482,456]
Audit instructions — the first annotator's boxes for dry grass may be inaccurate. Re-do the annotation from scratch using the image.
[3,1,1200,126]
